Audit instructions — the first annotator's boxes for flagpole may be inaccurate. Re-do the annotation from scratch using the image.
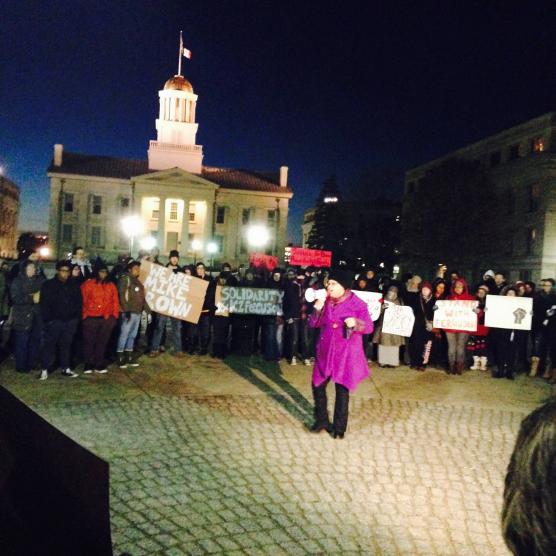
[178,30,183,76]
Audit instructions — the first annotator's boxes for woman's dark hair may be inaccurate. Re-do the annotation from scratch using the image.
[503,399,556,556]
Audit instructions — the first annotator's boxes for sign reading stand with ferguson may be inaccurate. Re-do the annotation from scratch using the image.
[139,260,209,324]
[433,300,478,332]
[484,294,533,330]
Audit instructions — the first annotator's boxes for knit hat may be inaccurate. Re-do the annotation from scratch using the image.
[169,250,179,258]
[328,269,353,290]
[478,284,490,293]
[483,269,495,279]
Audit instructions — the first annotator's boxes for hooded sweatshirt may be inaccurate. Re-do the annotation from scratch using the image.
[444,278,476,334]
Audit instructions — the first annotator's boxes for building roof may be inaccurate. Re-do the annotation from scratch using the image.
[48,152,292,194]
[164,75,194,93]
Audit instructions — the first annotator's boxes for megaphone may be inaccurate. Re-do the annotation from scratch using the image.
[305,288,327,303]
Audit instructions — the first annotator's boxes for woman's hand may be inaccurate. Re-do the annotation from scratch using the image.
[314,298,325,311]
[344,317,356,328]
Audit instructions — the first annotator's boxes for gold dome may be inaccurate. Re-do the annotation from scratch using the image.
[164,75,193,93]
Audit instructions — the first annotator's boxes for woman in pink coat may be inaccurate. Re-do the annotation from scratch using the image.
[309,269,374,438]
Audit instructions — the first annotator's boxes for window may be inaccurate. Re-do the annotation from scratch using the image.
[526,228,537,255]
[490,151,501,167]
[189,203,196,222]
[214,234,224,253]
[166,231,178,251]
[216,206,226,224]
[120,198,130,213]
[62,224,72,243]
[407,181,415,194]
[92,195,102,215]
[267,210,276,226]
[169,201,178,221]
[531,137,545,153]
[240,238,247,254]
[91,226,102,246]
[507,187,515,215]
[242,208,250,225]
[528,184,540,212]
[151,200,159,220]
[508,144,520,160]
[63,193,74,212]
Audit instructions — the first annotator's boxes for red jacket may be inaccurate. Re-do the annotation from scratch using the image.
[445,278,476,334]
[81,279,120,320]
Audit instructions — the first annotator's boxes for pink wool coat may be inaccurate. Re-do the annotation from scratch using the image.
[309,291,374,391]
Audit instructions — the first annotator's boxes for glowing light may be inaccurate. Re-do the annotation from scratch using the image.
[323,196,338,203]
[191,239,202,251]
[207,241,218,254]
[39,246,50,258]
[121,215,144,237]
[140,236,157,250]
[247,225,270,248]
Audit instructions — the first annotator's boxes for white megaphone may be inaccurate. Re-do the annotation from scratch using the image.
[305,288,327,303]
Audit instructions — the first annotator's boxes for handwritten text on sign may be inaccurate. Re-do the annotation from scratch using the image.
[484,294,532,330]
[382,304,415,337]
[353,290,383,321]
[139,260,208,324]
[433,300,478,332]
[215,286,284,315]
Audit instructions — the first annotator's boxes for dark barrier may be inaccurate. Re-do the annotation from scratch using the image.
[0,386,112,556]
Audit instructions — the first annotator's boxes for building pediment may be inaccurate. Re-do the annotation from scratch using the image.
[133,167,218,191]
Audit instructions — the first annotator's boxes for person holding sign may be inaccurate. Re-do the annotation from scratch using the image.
[309,269,373,439]
[442,278,475,375]
[373,285,406,367]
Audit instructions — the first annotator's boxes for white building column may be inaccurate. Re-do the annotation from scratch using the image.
[157,196,167,254]
[179,197,189,256]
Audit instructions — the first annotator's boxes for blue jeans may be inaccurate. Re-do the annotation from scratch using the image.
[152,315,182,352]
[14,316,42,372]
[117,313,141,352]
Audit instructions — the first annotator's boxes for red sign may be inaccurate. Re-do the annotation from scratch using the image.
[249,253,278,271]
[288,247,332,267]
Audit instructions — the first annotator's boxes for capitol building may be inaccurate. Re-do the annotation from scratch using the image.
[47,55,292,266]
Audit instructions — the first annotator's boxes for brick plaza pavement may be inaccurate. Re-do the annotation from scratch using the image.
[0,354,552,555]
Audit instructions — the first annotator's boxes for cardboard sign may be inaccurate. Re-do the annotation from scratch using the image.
[139,260,208,324]
[353,290,383,321]
[215,286,284,315]
[433,300,478,332]
[249,253,278,271]
[288,247,332,267]
[484,294,533,330]
[382,304,415,337]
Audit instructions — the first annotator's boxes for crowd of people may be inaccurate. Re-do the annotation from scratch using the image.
[0,247,555,384]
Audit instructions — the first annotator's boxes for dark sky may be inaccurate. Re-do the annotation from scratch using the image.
[3,1,556,242]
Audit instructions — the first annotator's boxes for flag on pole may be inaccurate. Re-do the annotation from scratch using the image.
[182,46,192,59]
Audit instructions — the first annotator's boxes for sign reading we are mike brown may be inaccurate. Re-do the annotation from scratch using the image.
[139,260,208,324]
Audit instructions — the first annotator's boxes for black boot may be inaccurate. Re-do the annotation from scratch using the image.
[126,351,139,367]
[117,352,127,369]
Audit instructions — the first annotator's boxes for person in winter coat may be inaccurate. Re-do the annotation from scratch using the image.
[489,286,520,380]
[364,269,380,292]
[9,260,45,372]
[283,268,302,365]
[407,282,435,370]
[81,262,120,373]
[309,269,373,439]
[479,270,497,295]
[468,284,489,371]
[116,260,148,368]
[212,271,234,359]
[530,278,556,378]
[38,260,83,380]
[231,269,260,355]
[373,285,406,367]
[429,279,449,368]
[442,277,476,375]
[68,246,93,284]
[187,262,213,355]
[262,269,284,361]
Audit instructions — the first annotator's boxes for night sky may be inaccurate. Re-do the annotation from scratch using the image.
[4,1,556,243]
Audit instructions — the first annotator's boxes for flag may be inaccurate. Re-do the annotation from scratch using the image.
[182,47,192,59]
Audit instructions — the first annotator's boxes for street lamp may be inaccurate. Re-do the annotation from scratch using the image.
[140,235,157,252]
[191,238,202,265]
[207,241,218,270]
[39,246,50,259]
[246,225,270,250]
[121,215,144,257]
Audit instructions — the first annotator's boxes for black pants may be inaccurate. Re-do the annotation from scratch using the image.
[312,378,350,434]
[82,317,116,370]
[41,318,79,371]
[187,313,211,352]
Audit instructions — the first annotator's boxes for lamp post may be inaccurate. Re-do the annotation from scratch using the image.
[207,241,218,271]
[247,225,270,251]
[191,239,202,265]
[121,215,144,257]
[140,235,157,253]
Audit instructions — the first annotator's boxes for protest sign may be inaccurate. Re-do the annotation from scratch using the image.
[249,253,278,271]
[484,294,533,330]
[139,260,208,324]
[353,290,383,321]
[433,300,478,332]
[215,286,284,315]
[288,247,332,267]
[382,304,415,337]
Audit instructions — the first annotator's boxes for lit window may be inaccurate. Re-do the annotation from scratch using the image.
[169,202,178,221]
[151,199,159,220]
[323,196,338,203]
[189,203,196,222]
[531,137,545,153]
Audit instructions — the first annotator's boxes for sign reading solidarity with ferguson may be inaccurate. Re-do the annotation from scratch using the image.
[139,260,208,324]
[215,286,284,316]
[484,294,533,330]
[353,290,383,321]
[433,300,478,332]
[288,247,332,267]
[382,304,415,337]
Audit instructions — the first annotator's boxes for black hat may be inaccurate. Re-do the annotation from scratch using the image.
[169,250,179,258]
[328,269,353,290]
[55,260,72,270]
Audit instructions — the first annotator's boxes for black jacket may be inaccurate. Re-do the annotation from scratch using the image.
[40,277,83,322]
[282,279,302,320]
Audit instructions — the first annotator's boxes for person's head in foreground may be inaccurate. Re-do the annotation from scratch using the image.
[502,398,556,556]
